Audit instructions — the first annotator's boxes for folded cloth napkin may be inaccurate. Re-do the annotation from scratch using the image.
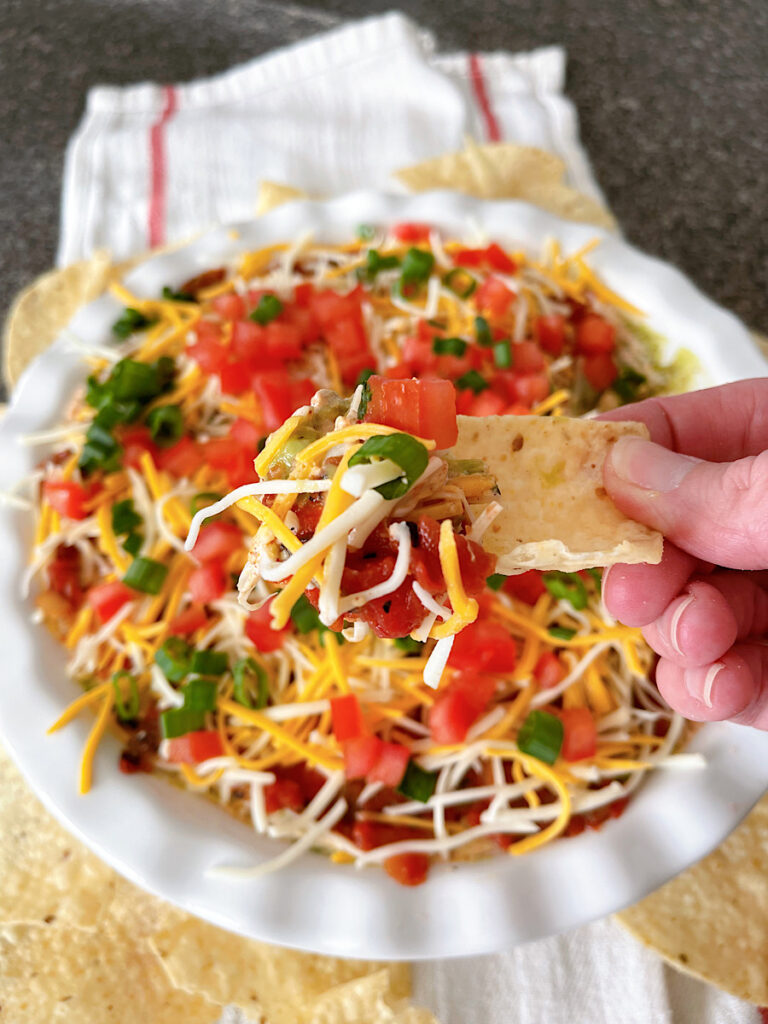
[55,12,759,1023]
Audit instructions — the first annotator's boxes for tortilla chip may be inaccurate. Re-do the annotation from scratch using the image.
[617,794,768,1004]
[394,141,615,230]
[0,745,116,928]
[453,414,662,571]
[257,180,310,214]
[2,252,115,390]
[0,922,221,1023]
[305,969,438,1024]
[148,915,410,1024]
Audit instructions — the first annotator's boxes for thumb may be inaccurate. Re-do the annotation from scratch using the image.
[604,437,768,570]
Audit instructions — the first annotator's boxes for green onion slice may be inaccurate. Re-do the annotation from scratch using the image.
[162,285,195,302]
[397,760,438,803]
[485,573,507,592]
[112,307,156,339]
[455,369,488,395]
[474,315,493,347]
[357,249,401,281]
[585,568,602,593]
[249,293,284,325]
[190,492,224,516]
[348,433,429,500]
[111,671,140,722]
[190,649,229,676]
[233,657,269,709]
[290,594,324,635]
[613,366,647,404]
[493,339,512,369]
[155,637,193,682]
[517,710,564,765]
[443,267,477,299]
[432,336,467,357]
[122,532,143,557]
[160,707,206,739]
[123,557,168,595]
[393,636,424,655]
[112,499,142,536]
[182,677,218,712]
[548,625,577,641]
[543,571,588,611]
[146,404,184,448]
[399,247,434,286]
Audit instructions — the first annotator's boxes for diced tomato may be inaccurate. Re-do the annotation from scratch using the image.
[252,373,315,433]
[533,651,566,689]
[200,437,254,487]
[218,359,253,396]
[188,331,227,374]
[87,580,134,623]
[367,741,410,787]
[510,341,545,374]
[166,730,224,764]
[168,605,208,636]
[229,417,262,453]
[409,516,493,597]
[351,819,419,852]
[448,620,517,673]
[384,852,430,886]
[211,293,245,321]
[391,222,431,242]
[576,315,616,354]
[468,389,507,417]
[293,282,314,307]
[429,689,481,745]
[264,321,303,360]
[191,522,243,563]
[264,778,304,814]
[360,577,425,639]
[502,570,546,605]
[485,242,517,274]
[330,694,367,743]
[342,553,396,595]
[365,376,458,449]
[156,436,200,479]
[230,320,263,361]
[401,328,437,376]
[118,425,160,470]
[583,353,618,391]
[558,707,597,761]
[294,496,324,542]
[475,276,515,317]
[535,314,566,356]
[282,303,319,345]
[505,372,550,407]
[188,563,227,604]
[344,735,384,779]
[450,670,498,714]
[47,544,82,605]
[325,317,373,385]
[453,247,485,268]
[42,480,89,520]
[310,287,363,328]
[245,596,291,652]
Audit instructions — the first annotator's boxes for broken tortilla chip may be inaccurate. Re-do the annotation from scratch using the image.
[257,179,310,214]
[452,414,662,571]
[394,141,615,230]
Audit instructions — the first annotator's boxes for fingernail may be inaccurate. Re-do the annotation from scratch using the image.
[686,661,725,708]
[668,591,696,656]
[608,437,701,492]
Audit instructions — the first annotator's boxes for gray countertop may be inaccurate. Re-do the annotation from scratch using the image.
[1,0,766,342]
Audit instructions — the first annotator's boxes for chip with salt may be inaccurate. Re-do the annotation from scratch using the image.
[394,140,616,230]
[148,915,411,1024]
[617,793,768,1004]
[453,414,662,571]
[0,921,221,1023]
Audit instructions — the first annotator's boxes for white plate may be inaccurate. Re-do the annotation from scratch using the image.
[1,191,767,961]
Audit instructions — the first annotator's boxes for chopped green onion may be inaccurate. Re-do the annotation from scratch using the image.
[154,356,176,392]
[548,626,576,641]
[122,532,143,557]
[357,249,401,281]
[485,573,507,592]
[397,760,438,802]
[233,657,269,709]
[356,223,376,241]
[493,339,512,369]
[155,637,192,682]
[160,707,206,739]
[123,556,168,595]
[432,336,467,357]
[109,359,164,401]
[517,710,563,765]
[358,378,373,419]
[112,499,142,536]
[112,307,156,339]
[399,247,434,286]
[290,594,324,635]
[543,571,588,611]
[356,367,375,389]
[162,285,195,302]
[456,369,488,395]
[443,267,477,299]
[182,677,218,712]
[111,671,140,722]
[78,424,122,475]
[92,398,142,428]
[190,492,223,516]
[349,433,429,500]
[146,404,184,448]
[393,636,424,655]
[585,567,602,593]
[613,366,647,404]
[190,649,229,676]
[249,293,283,325]
[474,315,493,348]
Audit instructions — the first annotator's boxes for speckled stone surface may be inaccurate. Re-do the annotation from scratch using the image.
[1,0,766,346]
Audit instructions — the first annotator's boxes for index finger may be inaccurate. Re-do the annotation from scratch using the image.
[597,378,768,462]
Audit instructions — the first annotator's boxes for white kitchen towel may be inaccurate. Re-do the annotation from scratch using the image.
[58,10,604,265]
[55,11,759,1023]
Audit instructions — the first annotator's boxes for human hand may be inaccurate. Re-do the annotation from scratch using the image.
[599,378,768,729]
